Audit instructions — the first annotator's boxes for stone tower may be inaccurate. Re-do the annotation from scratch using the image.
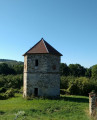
[23,38,62,98]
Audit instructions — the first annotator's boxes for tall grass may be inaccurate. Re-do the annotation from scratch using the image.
[0,94,91,120]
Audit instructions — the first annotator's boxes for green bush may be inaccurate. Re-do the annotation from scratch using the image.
[0,88,15,99]
[0,93,6,100]
[5,88,15,98]
[0,74,23,99]
[60,76,75,89]
[0,74,23,89]
[60,89,70,95]
[19,87,23,93]
[60,76,97,96]
[0,87,6,93]
[67,77,94,96]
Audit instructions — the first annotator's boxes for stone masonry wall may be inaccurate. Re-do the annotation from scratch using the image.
[27,54,60,73]
[89,92,97,116]
[27,73,60,97]
[23,54,60,97]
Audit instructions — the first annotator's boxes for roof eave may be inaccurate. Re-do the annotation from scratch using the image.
[23,53,63,56]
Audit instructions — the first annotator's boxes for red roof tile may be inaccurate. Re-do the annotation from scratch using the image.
[23,38,62,56]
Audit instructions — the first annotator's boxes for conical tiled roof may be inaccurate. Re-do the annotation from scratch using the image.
[23,38,62,56]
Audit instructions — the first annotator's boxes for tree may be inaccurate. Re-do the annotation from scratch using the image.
[13,65,23,74]
[60,63,70,76]
[91,64,97,79]
[85,68,91,78]
[69,64,86,77]
[0,63,15,75]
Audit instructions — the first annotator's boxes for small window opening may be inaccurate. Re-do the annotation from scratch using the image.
[52,65,56,70]
[34,88,38,96]
[35,59,38,66]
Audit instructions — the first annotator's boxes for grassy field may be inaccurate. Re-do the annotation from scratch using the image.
[0,94,91,120]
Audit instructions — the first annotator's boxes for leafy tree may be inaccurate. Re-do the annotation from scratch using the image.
[60,63,70,76]
[0,63,23,75]
[85,68,91,78]
[13,65,23,74]
[67,77,91,96]
[69,64,86,77]
[60,76,75,89]
[91,64,97,79]
[0,63,15,75]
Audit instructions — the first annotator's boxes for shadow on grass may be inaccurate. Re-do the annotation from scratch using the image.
[35,95,89,103]
[60,96,89,103]
[14,93,89,103]
[29,95,89,103]
[0,111,5,115]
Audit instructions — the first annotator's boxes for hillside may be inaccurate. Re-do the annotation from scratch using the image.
[0,59,23,66]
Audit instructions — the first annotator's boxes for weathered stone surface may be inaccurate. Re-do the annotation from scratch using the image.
[89,93,97,116]
[23,54,60,97]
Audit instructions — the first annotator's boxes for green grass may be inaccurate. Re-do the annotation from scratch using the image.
[0,94,91,120]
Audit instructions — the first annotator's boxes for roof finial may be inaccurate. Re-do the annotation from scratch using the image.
[41,38,44,41]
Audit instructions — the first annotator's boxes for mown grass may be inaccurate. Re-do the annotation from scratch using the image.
[0,94,91,120]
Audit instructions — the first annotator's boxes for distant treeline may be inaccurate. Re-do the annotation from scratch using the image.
[0,62,97,98]
[0,62,94,77]
[0,63,23,75]
[0,59,23,66]
[60,63,96,78]
[60,63,97,96]
[0,59,23,63]
[0,59,17,62]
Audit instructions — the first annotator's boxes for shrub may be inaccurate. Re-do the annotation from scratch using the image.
[67,77,91,96]
[60,89,70,95]
[4,88,15,98]
[0,74,23,99]
[0,74,23,89]
[0,87,6,93]
[19,87,23,93]
[0,93,6,100]
[60,76,97,96]
[60,76,75,89]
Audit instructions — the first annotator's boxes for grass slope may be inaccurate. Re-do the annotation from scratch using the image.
[0,59,23,66]
[0,94,91,120]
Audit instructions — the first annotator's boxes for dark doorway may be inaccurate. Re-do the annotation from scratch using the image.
[34,88,38,96]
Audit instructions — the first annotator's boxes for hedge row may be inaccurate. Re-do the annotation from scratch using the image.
[0,74,23,99]
[60,76,97,96]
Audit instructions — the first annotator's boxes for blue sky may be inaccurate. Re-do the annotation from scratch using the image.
[0,0,97,68]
